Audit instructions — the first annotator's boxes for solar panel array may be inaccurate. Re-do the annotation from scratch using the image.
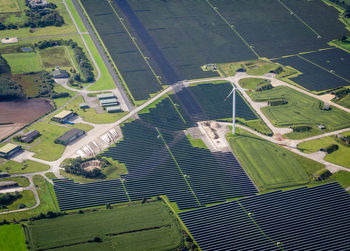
[54,179,129,211]
[180,183,350,251]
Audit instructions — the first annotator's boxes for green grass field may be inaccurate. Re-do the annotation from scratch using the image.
[0,0,77,38]
[186,134,207,149]
[0,176,30,187]
[249,86,350,138]
[298,130,350,168]
[45,172,57,180]
[0,224,27,251]
[327,171,350,188]
[26,201,184,251]
[0,160,49,174]
[0,0,20,13]
[65,0,87,33]
[337,93,350,109]
[227,128,324,190]
[52,84,77,108]
[0,175,58,222]
[11,73,41,97]
[2,52,42,73]
[0,190,36,212]
[39,46,72,70]
[84,34,117,91]
[239,78,271,90]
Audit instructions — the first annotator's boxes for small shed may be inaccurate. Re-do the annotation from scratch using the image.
[106,105,122,113]
[52,66,69,79]
[51,110,74,123]
[97,93,115,100]
[0,181,18,190]
[79,103,89,109]
[55,128,86,145]
[21,130,40,143]
[0,143,22,159]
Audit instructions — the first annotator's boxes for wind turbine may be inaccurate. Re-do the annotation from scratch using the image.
[224,84,253,134]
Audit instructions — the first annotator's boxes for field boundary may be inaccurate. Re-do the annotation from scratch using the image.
[205,0,260,58]
[106,0,164,88]
[277,0,322,38]
[76,0,136,105]
[155,128,201,207]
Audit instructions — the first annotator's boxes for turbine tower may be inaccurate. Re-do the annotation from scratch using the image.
[224,84,253,134]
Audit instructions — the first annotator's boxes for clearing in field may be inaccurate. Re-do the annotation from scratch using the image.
[298,130,350,169]
[39,46,72,70]
[2,52,42,74]
[26,201,185,251]
[0,224,27,251]
[249,86,350,138]
[0,0,20,13]
[227,128,324,190]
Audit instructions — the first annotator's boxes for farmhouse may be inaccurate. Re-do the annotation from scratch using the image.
[51,110,74,123]
[52,66,69,79]
[55,128,86,145]
[0,181,18,190]
[21,130,40,143]
[0,143,22,159]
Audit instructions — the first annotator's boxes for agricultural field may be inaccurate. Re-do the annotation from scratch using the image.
[2,52,42,74]
[26,201,185,251]
[297,130,350,168]
[337,93,350,108]
[249,86,350,137]
[211,0,348,58]
[180,183,350,250]
[39,46,73,70]
[0,224,27,251]
[0,159,49,174]
[273,55,349,91]
[0,175,58,222]
[227,128,324,190]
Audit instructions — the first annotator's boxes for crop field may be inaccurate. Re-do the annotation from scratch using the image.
[273,55,349,91]
[179,182,350,251]
[250,86,350,132]
[26,201,184,251]
[0,224,27,251]
[39,46,72,69]
[210,0,347,58]
[187,82,257,121]
[227,128,323,190]
[2,52,42,74]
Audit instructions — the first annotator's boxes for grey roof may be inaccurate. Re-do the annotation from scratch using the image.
[23,130,40,138]
[97,93,115,100]
[57,128,85,142]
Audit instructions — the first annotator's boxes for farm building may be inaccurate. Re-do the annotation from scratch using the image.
[55,128,86,145]
[100,98,119,107]
[51,110,74,123]
[97,93,115,100]
[106,105,122,113]
[52,66,69,79]
[21,130,40,143]
[0,143,22,159]
[0,172,9,178]
[79,103,89,109]
[0,181,18,190]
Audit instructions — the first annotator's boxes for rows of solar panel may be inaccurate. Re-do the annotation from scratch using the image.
[179,183,350,251]
[53,179,129,211]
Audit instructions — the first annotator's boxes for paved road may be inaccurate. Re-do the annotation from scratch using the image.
[71,0,134,111]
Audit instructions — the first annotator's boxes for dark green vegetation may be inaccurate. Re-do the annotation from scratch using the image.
[0,224,27,251]
[0,192,22,209]
[0,175,58,222]
[249,86,350,138]
[273,50,350,91]
[179,183,350,250]
[26,201,186,251]
[227,128,324,190]
[0,2,64,30]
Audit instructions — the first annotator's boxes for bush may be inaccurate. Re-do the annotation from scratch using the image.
[292,125,312,132]
[51,92,70,99]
